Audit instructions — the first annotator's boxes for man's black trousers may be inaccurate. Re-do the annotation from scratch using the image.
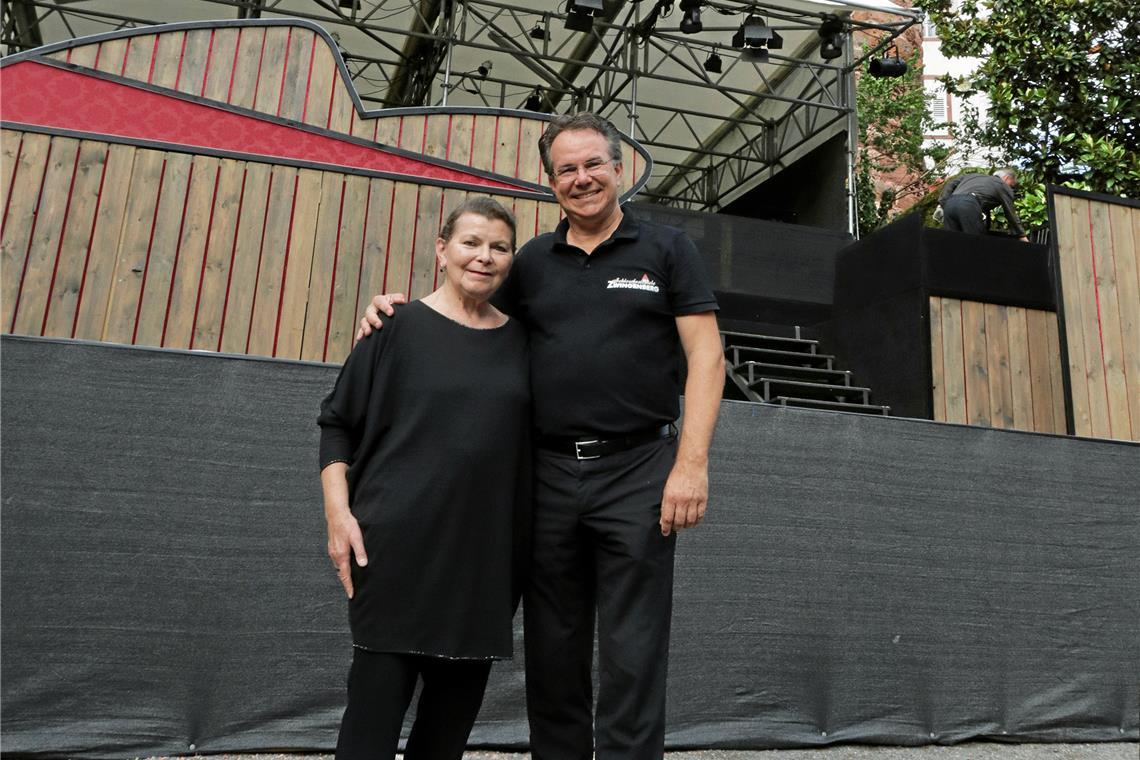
[524,435,678,760]
[943,193,989,234]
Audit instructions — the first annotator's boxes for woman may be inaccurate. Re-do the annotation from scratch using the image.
[317,197,529,760]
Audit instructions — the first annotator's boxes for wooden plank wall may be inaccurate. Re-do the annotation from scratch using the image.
[930,297,1066,434]
[2,25,577,363]
[1053,192,1140,442]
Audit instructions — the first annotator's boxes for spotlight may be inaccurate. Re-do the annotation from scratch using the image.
[818,16,844,60]
[767,30,783,51]
[477,60,492,78]
[869,47,908,77]
[566,0,604,33]
[529,19,549,40]
[731,14,773,49]
[524,88,543,111]
[703,50,722,74]
[679,0,702,34]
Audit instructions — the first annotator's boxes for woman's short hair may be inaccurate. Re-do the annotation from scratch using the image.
[439,196,517,251]
[538,112,624,178]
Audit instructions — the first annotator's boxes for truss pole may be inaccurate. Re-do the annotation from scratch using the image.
[628,5,638,136]
[441,0,457,105]
[844,28,859,238]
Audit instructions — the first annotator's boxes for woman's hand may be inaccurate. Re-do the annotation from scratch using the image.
[321,462,367,599]
[326,508,367,599]
[355,292,407,341]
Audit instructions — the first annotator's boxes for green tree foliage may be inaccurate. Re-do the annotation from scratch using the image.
[855,49,949,233]
[924,0,1140,228]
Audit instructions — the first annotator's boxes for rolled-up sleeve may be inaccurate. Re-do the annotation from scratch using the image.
[317,324,388,471]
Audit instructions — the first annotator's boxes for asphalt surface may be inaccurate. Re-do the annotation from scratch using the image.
[168,745,1138,760]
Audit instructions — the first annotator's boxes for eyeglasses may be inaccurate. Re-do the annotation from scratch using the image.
[553,157,614,183]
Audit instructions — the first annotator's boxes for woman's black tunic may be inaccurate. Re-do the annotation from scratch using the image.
[318,300,529,659]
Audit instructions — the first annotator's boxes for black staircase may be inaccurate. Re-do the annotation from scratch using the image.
[722,328,890,415]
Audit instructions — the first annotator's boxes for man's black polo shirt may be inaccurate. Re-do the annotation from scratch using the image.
[497,206,718,438]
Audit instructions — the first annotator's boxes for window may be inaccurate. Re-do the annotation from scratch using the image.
[925,80,949,132]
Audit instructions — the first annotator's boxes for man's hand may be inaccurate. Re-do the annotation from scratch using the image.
[355,292,407,342]
[660,456,708,536]
[326,508,367,599]
[661,311,724,537]
[1019,235,1030,243]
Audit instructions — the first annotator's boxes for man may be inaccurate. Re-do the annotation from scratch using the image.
[358,112,724,759]
[937,168,1030,242]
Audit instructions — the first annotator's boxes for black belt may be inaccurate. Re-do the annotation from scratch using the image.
[539,424,676,460]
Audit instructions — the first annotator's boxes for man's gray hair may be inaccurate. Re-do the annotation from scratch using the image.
[538,112,624,177]
[993,167,1018,186]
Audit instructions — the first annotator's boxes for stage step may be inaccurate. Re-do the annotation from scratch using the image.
[751,377,871,405]
[727,345,835,369]
[737,361,851,386]
[721,326,889,416]
[774,396,891,415]
[721,329,818,355]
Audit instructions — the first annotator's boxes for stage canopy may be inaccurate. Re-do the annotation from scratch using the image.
[0,0,918,214]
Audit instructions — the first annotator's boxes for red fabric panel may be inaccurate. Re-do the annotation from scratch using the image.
[0,61,529,192]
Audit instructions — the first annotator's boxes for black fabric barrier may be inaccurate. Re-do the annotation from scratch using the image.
[2,335,1137,757]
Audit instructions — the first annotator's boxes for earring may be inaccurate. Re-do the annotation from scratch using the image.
[439,263,447,273]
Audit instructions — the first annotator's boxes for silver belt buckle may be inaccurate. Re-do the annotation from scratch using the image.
[574,439,601,460]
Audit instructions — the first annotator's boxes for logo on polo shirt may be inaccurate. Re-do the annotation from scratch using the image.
[606,273,660,293]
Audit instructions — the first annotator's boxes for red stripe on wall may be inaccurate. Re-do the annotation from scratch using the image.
[491,117,500,173]
[322,178,348,362]
[215,167,248,351]
[249,28,268,109]
[444,114,453,161]
[324,63,337,130]
[352,178,373,323]
[467,114,476,166]
[8,139,54,333]
[174,30,188,91]
[226,28,243,104]
[119,36,132,78]
[39,146,83,334]
[271,173,301,356]
[276,28,293,118]
[432,191,445,290]
[406,187,421,295]
[381,183,396,292]
[513,118,522,180]
[1104,216,1134,437]
[2,133,23,231]
[201,30,216,97]
[145,35,158,83]
[244,170,275,355]
[131,159,169,344]
[1087,207,1113,437]
[188,164,222,349]
[300,34,318,123]
[160,161,197,346]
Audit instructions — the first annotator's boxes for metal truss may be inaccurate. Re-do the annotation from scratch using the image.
[0,0,917,215]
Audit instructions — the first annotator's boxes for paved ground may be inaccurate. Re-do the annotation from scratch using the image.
[168,745,1137,760]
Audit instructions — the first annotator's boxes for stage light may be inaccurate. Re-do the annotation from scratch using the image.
[524,89,543,111]
[703,50,722,74]
[869,48,908,77]
[530,20,550,40]
[566,0,604,32]
[731,14,773,50]
[477,60,492,78]
[818,16,845,60]
[679,0,702,34]
[767,30,783,50]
